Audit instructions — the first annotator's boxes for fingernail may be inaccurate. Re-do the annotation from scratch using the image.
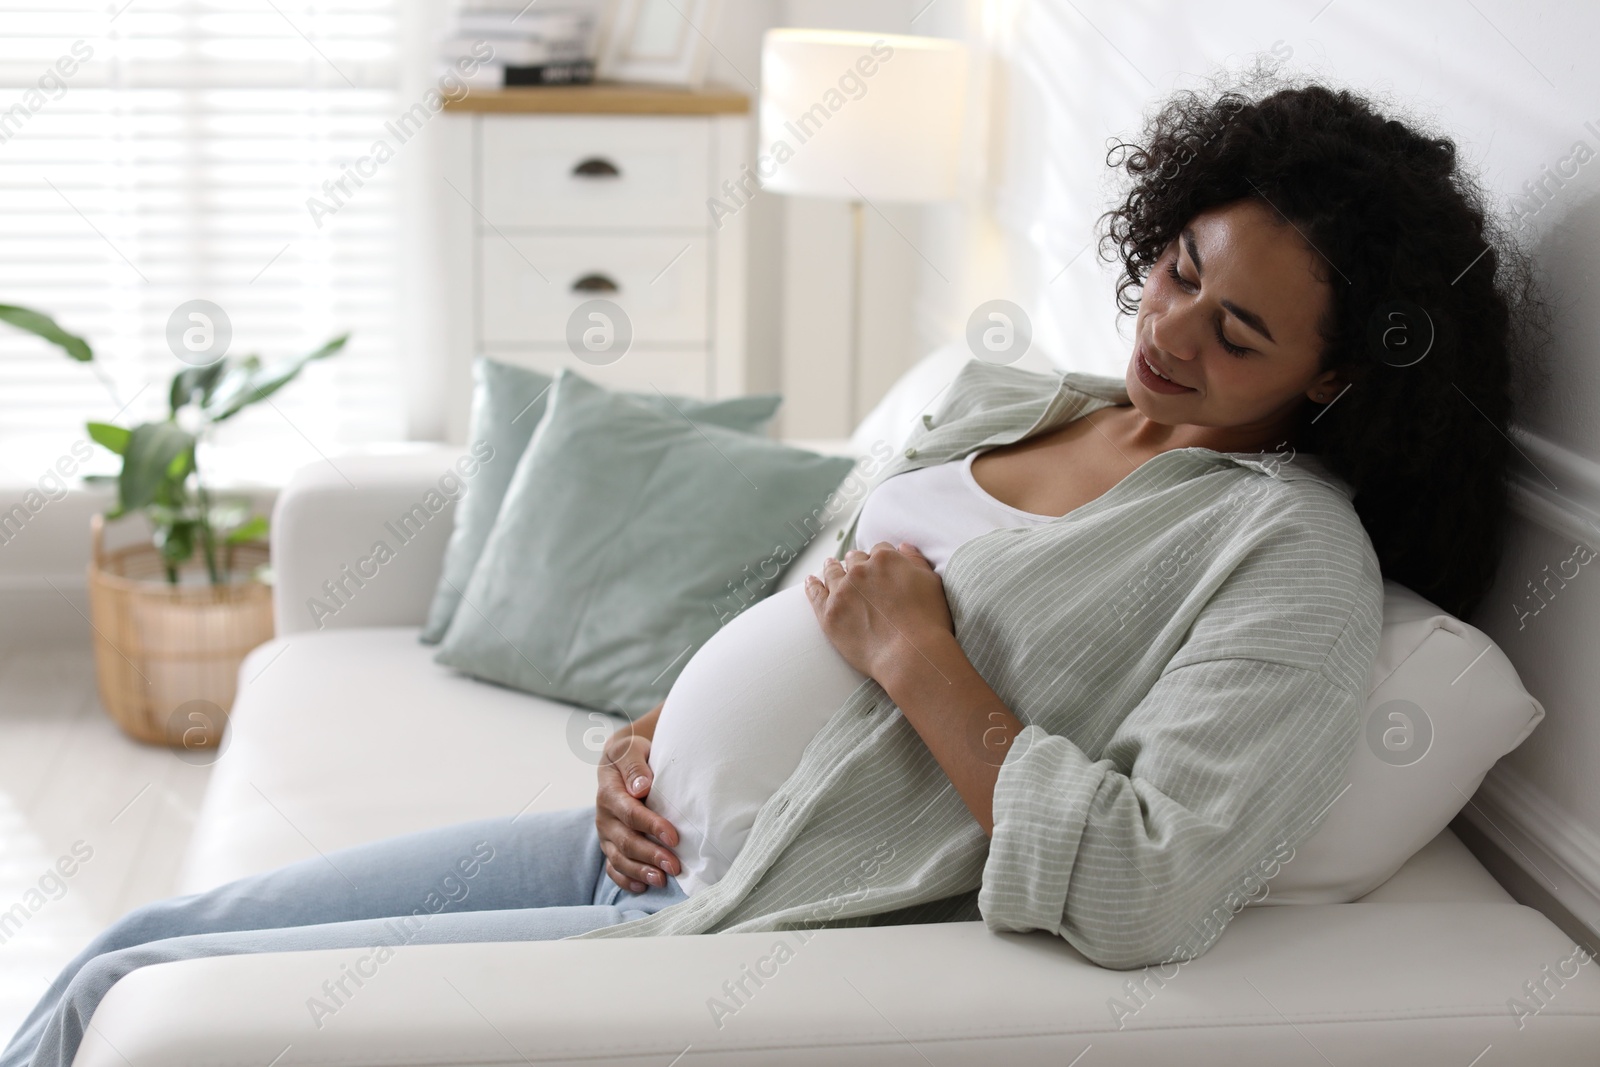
[646,870,661,885]
[630,775,647,793]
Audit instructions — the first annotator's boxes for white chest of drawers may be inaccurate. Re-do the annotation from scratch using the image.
[439,85,750,443]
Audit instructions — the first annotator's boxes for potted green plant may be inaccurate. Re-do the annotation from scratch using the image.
[1,303,347,746]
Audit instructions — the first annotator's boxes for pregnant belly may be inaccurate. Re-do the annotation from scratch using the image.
[645,583,868,896]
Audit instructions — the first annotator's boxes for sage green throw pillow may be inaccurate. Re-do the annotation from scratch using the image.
[419,357,780,643]
[434,369,855,718]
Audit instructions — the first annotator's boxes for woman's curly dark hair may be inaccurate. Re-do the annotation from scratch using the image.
[1098,68,1549,620]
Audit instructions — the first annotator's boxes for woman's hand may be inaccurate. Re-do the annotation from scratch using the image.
[596,731,681,894]
[804,541,955,680]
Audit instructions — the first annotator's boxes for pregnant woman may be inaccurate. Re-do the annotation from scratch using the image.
[5,77,1538,1067]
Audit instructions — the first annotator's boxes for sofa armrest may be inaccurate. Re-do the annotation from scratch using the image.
[78,906,1600,1066]
[271,448,465,635]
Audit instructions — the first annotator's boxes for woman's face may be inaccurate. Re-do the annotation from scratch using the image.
[1127,198,1341,449]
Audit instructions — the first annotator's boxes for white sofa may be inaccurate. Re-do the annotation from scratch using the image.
[76,448,1600,1066]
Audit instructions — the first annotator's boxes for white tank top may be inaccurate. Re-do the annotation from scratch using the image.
[645,451,1056,895]
[852,450,1057,571]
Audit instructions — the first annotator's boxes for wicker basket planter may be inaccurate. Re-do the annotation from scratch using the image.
[86,514,274,747]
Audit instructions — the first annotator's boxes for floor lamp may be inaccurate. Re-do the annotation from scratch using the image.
[758,29,969,429]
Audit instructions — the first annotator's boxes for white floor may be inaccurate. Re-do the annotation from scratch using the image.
[0,634,213,1045]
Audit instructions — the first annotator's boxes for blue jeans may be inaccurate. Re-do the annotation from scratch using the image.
[0,804,685,1067]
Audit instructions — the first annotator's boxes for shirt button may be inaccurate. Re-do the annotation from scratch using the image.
[904,447,918,459]
[922,414,934,428]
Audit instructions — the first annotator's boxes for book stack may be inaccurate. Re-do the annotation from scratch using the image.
[442,3,598,88]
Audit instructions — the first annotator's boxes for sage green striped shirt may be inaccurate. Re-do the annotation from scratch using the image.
[567,360,1384,969]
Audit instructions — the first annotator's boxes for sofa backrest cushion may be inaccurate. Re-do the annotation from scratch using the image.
[419,356,781,644]
[433,369,854,718]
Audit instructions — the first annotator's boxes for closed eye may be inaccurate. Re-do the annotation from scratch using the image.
[1212,322,1250,358]
[1164,259,1252,358]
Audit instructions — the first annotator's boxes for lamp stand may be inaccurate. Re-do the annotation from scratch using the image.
[846,199,864,431]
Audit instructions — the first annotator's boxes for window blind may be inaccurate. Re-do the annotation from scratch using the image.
[0,1,404,484]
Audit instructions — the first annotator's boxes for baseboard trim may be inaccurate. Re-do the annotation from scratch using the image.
[1460,762,1600,949]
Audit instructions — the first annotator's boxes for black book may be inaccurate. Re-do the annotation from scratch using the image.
[503,60,595,86]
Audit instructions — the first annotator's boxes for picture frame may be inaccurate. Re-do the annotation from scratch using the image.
[595,0,722,87]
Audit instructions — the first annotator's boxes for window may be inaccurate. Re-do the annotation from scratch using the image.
[0,1,404,484]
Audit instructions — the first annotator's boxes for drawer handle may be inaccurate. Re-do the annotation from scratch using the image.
[571,273,620,293]
[571,157,621,179]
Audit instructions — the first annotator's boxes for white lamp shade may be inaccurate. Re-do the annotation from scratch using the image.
[758,29,969,203]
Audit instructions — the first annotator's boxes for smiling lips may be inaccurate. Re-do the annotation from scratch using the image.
[1136,345,1195,392]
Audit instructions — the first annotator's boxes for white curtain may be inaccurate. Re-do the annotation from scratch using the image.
[0,0,405,482]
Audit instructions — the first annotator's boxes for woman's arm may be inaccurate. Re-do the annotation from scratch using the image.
[805,543,1024,836]
[808,535,1377,968]
[873,629,1024,837]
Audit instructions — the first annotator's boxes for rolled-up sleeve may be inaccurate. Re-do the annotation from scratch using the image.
[977,655,1362,970]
